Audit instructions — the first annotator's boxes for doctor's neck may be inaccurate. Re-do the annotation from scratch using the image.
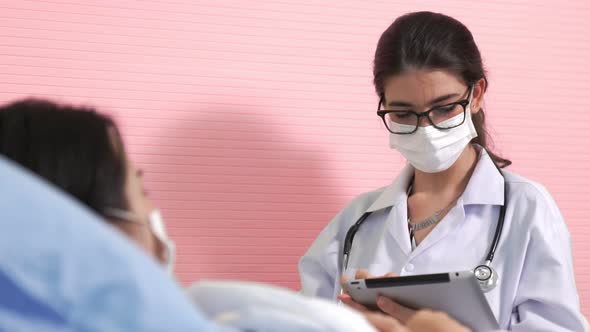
[413,144,478,195]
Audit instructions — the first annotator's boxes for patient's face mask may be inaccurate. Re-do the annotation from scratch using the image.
[148,209,176,274]
[104,208,176,275]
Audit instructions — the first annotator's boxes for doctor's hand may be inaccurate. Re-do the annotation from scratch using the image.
[363,310,471,332]
[362,312,410,332]
[338,269,385,312]
[338,269,371,312]
[405,310,471,332]
[339,269,416,322]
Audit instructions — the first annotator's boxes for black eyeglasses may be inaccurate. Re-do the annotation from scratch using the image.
[377,88,471,134]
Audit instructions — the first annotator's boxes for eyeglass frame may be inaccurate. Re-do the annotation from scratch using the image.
[376,87,472,135]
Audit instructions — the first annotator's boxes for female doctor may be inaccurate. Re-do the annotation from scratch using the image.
[299,11,584,331]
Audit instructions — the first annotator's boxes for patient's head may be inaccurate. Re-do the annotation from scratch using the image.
[0,98,168,266]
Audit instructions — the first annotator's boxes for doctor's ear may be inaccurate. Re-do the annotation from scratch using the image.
[470,78,486,114]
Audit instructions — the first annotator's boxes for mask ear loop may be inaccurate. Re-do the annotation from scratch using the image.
[104,207,175,273]
[468,84,478,111]
[103,207,144,224]
[103,207,162,253]
[148,210,176,274]
[104,208,169,244]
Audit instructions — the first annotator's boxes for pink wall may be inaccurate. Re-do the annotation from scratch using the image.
[2,0,589,314]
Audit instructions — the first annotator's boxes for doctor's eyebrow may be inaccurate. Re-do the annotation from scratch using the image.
[386,93,461,108]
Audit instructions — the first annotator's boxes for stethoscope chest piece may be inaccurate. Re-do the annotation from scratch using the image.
[474,262,498,293]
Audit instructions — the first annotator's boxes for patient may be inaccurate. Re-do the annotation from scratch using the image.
[0,98,173,272]
[0,98,470,332]
[0,158,214,331]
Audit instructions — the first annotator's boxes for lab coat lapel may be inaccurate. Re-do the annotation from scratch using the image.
[385,200,412,257]
[367,164,414,257]
[408,199,466,260]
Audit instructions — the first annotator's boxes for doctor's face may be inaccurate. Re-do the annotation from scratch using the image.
[381,69,485,127]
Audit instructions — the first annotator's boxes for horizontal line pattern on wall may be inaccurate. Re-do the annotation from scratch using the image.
[1,0,589,315]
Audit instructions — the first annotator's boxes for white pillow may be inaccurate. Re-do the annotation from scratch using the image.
[188,280,378,332]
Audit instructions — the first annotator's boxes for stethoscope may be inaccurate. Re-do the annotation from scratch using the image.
[341,165,507,293]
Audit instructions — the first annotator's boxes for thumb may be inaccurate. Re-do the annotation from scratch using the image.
[355,268,374,280]
[340,274,350,292]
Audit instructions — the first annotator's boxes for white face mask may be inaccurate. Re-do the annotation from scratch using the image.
[104,208,176,275]
[389,88,478,173]
[148,209,176,275]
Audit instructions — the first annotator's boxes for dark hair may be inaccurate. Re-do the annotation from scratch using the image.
[0,98,129,214]
[373,11,511,167]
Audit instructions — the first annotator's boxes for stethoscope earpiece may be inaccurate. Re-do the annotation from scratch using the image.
[474,262,498,293]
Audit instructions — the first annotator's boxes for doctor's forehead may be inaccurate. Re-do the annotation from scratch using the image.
[382,69,466,105]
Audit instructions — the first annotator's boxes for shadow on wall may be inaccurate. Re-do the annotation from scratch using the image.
[137,102,342,290]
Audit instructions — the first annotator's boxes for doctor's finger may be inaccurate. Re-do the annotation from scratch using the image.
[339,295,370,312]
[339,275,352,295]
[363,312,410,332]
[376,296,416,323]
[337,293,353,302]
[382,272,399,278]
[340,274,349,287]
[355,269,375,280]
[406,310,471,332]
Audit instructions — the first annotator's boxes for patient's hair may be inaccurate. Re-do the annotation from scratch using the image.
[0,98,129,214]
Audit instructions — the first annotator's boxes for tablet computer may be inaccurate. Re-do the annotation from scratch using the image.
[343,271,499,330]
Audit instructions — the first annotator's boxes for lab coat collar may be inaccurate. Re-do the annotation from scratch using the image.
[365,145,504,213]
[461,146,505,206]
[366,164,414,213]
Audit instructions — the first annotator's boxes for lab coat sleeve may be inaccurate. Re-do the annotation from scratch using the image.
[299,189,384,300]
[298,210,344,300]
[509,187,584,331]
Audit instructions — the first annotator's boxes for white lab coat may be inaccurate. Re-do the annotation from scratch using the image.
[299,147,584,331]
